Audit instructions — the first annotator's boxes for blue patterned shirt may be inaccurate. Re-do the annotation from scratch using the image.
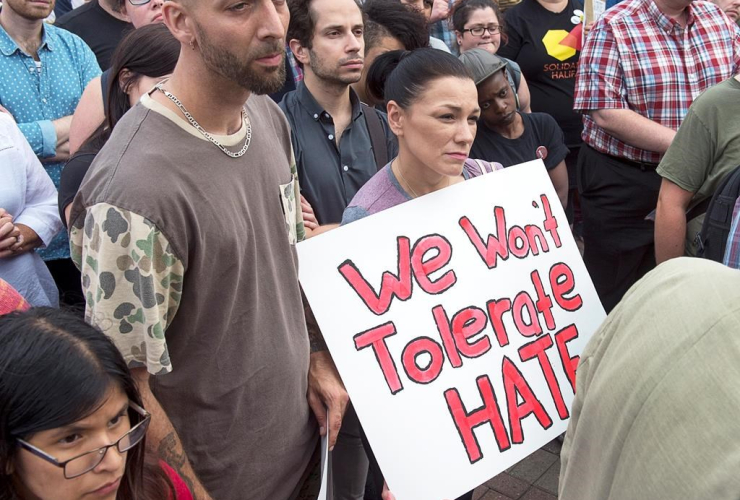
[429,0,457,55]
[0,23,100,260]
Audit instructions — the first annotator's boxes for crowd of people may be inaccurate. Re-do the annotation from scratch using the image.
[0,0,739,497]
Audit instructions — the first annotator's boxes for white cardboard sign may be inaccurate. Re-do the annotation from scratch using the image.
[298,161,606,500]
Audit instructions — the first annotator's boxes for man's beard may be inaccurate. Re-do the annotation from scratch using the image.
[194,22,286,95]
[6,0,54,20]
[308,49,362,87]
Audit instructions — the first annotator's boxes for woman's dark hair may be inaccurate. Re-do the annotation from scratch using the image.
[451,0,506,43]
[363,0,430,54]
[80,23,179,154]
[366,48,473,107]
[0,308,169,499]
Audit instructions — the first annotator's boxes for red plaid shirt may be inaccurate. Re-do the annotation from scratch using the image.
[574,0,740,164]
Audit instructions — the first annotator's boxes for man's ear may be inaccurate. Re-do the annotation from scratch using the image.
[289,39,311,67]
[386,100,404,137]
[162,0,194,46]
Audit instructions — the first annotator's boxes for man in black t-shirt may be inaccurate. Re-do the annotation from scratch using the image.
[56,0,162,69]
[55,0,131,69]
[461,49,569,208]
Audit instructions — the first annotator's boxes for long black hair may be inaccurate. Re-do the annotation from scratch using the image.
[80,23,180,154]
[0,308,165,499]
[366,48,473,107]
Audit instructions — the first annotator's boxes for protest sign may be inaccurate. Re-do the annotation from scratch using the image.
[298,160,606,500]
[317,417,332,500]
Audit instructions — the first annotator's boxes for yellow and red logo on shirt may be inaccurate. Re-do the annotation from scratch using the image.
[542,10,584,62]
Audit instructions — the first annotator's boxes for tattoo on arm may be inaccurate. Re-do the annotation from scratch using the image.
[158,431,196,499]
[302,288,327,352]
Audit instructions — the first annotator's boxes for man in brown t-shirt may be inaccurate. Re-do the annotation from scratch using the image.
[69,1,317,498]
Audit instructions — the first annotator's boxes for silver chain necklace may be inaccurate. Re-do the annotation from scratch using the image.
[154,82,252,158]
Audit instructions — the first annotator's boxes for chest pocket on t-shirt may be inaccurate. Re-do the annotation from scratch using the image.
[279,177,299,245]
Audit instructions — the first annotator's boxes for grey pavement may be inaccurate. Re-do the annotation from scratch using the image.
[472,438,562,500]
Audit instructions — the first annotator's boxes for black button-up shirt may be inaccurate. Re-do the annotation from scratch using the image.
[279,82,397,224]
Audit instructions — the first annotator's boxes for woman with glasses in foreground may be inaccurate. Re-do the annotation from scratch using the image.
[0,308,191,500]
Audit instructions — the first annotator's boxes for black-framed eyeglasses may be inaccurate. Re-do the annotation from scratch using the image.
[128,0,152,6]
[462,25,501,36]
[15,402,151,480]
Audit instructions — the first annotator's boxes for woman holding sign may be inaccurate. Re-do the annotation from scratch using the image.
[342,47,500,500]
[342,48,502,225]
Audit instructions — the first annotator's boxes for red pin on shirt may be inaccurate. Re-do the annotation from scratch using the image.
[536,146,548,160]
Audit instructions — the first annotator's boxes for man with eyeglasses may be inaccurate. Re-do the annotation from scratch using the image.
[56,0,164,71]
[0,0,100,309]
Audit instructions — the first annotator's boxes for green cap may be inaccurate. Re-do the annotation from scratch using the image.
[458,49,508,86]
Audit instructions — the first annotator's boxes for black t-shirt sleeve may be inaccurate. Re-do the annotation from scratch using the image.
[53,0,73,21]
[529,113,569,170]
[58,153,96,227]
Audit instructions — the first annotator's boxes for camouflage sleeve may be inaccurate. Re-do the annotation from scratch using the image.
[70,203,184,375]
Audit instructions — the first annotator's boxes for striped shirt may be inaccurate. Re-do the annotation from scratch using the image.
[574,0,740,164]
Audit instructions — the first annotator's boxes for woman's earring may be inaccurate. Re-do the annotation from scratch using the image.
[189,39,195,51]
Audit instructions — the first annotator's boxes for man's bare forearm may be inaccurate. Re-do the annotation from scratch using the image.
[655,200,688,264]
[305,223,339,238]
[655,179,695,264]
[589,109,676,155]
[302,289,327,352]
[43,139,70,163]
[132,368,213,500]
[52,115,73,145]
